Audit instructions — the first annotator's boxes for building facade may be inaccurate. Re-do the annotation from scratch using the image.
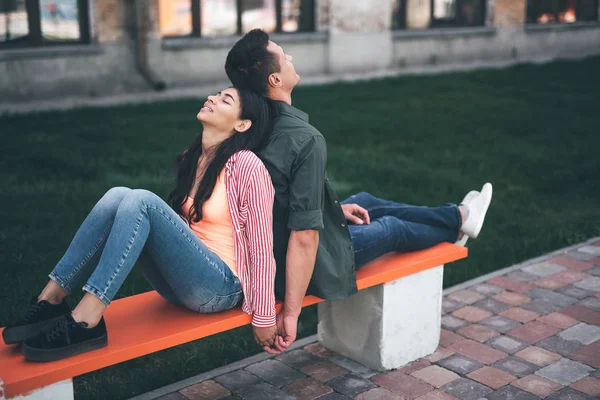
[1,0,599,103]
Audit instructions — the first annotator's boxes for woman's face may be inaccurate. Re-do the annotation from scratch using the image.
[197,88,246,135]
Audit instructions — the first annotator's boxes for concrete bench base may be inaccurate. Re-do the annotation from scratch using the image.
[318,264,444,371]
[4,379,73,400]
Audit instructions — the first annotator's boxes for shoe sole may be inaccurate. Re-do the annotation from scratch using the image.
[22,334,108,362]
[471,184,493,239]
[2,315,67,345]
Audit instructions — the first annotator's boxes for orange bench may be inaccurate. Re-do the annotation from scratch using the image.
[0,243,467,399]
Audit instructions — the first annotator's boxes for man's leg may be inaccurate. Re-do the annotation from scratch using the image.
[342,192,461,231]
[350,216,458,269]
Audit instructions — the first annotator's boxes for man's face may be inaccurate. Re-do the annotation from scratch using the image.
[267,40,300,90]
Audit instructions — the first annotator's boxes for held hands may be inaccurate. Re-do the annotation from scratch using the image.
[258,311,299,355]
[253,324,278,349]
[341,203,370,225]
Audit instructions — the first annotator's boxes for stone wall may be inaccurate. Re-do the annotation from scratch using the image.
[494,0,527,26]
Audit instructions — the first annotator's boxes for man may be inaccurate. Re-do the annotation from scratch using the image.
[225,30,492,354]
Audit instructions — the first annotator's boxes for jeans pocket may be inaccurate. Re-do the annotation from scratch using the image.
[197,291,243,313]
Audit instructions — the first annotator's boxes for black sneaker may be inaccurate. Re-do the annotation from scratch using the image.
[2,296,71,345]
[23,314,108,362]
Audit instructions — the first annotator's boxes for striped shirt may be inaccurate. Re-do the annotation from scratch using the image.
[223,150,276,327]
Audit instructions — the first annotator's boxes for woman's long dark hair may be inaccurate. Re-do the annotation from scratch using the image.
[169,89,278,223]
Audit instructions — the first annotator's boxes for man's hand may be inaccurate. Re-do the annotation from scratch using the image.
[263,310,299,354]
[341,203,370,225]
[253,324,277,350]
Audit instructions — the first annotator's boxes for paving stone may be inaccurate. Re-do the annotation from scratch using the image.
[329,355,377,378]
[300,360,349,382]
[577,297,600,312]
[547,256,594,272]
[487,277,534,294]
[236,382,295,400]
[457,324,500,343]
[437,354,485,375]
[218,396,242,400]
[573,277,600,292]
[471,283,505,296]
[570,376,600,397]
[315,394,350,400]
[371,371,433,398]
[473,298,513,314]
[520,299,561,315]
[570,341,600,368]
[398,359,431,375]
[507,321,561,344]
[275,349,323,369]
[354,387,404,400]
[591,370,600,379]
[440,329,465,347]
[522,262,567,277]
[566,250,597,261]
[425,347,455,363]
[535,359,594,385]
[493,355,541,378]
[179,380,231,400]
[245,359,305,387]
[327,373,376,397]
[414,390,459,400]
[303,342,337,359]
[579,246,600,256]
[479,315,522,333]
[586,266,600,276]
[549,270,592,286]
[536,335,583,357]
[157,393,188,400]
[514,346,561,366]
[282,377,332,400]
[485,335,529,354]
[558,305,600,325]
[507,270,539,282]
[493,292,531,306]
[448,290,486,305]
[558,286,595,299]
[440,377,493,400]
[526,288,578,308]
[537,312,579,329]
[486,385,539,400]
[559,323,600,345]
[411,365,460,388]
[500,308,540,323]
[453,306,493,323]
[545,387,595,400]
[443,298,464,313]
[441,315,470,331]
[466,366,517,389]
[511,374,563,398]
[532,276,569,290]
[447,339,507,365]
[214,370,263,392]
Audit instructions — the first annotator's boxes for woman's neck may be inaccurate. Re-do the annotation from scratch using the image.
[201,126,229,153]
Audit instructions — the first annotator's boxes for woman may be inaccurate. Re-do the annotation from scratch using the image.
[2,88,279,362]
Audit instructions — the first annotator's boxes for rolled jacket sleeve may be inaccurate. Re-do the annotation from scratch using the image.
[287,136,327,231]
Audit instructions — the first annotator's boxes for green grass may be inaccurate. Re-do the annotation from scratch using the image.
[1,56,599,399]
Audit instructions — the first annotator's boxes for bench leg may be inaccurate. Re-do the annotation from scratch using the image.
[4,379,73,400]
[318,265,444,371]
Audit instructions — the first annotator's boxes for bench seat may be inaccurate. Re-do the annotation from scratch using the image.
[0,242,467,398]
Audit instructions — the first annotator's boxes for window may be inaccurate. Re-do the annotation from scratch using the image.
[392,0,486,30]
[1,0,90,48]
[527,0,598,24]
[158,0,315,38]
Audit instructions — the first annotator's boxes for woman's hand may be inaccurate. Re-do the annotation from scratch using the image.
[253,324,278,350]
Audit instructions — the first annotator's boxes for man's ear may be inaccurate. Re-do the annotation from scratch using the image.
[234,119,252,133]
[268,73,282,89]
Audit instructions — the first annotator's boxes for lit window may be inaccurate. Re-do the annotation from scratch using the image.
[527,0,598,24]
[392,0,487,29]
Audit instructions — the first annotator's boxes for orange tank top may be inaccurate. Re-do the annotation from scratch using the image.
[182,170,238,277]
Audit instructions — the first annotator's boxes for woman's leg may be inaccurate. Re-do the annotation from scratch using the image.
[342,192,462,231]
[43,186,132,302]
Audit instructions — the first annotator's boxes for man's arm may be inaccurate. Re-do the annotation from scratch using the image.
[284,229,319,317]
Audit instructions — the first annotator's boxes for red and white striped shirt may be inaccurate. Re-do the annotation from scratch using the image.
[223,150,276,327]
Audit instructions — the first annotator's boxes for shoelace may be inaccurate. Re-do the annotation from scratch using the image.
[45,317,74,343]
[22,303,43,322]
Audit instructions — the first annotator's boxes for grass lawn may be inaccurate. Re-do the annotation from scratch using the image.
[1,56,599,399]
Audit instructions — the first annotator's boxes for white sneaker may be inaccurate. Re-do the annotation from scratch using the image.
[455,190,479,246]
[460,183,493,240]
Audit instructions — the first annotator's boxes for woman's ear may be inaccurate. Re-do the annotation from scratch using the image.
[234,119,252,133]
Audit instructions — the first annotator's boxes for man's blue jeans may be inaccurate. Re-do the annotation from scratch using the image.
[342,192,461,269]
[49,187,243,313]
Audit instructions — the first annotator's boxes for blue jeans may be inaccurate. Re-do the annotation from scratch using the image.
[49,187,243,313]
[342,192,461,269]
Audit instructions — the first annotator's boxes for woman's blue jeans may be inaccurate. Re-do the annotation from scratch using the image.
[342,192,461,269]
[49,187,243,313]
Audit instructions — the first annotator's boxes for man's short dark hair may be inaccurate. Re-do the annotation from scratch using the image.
[225,29,280,96]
